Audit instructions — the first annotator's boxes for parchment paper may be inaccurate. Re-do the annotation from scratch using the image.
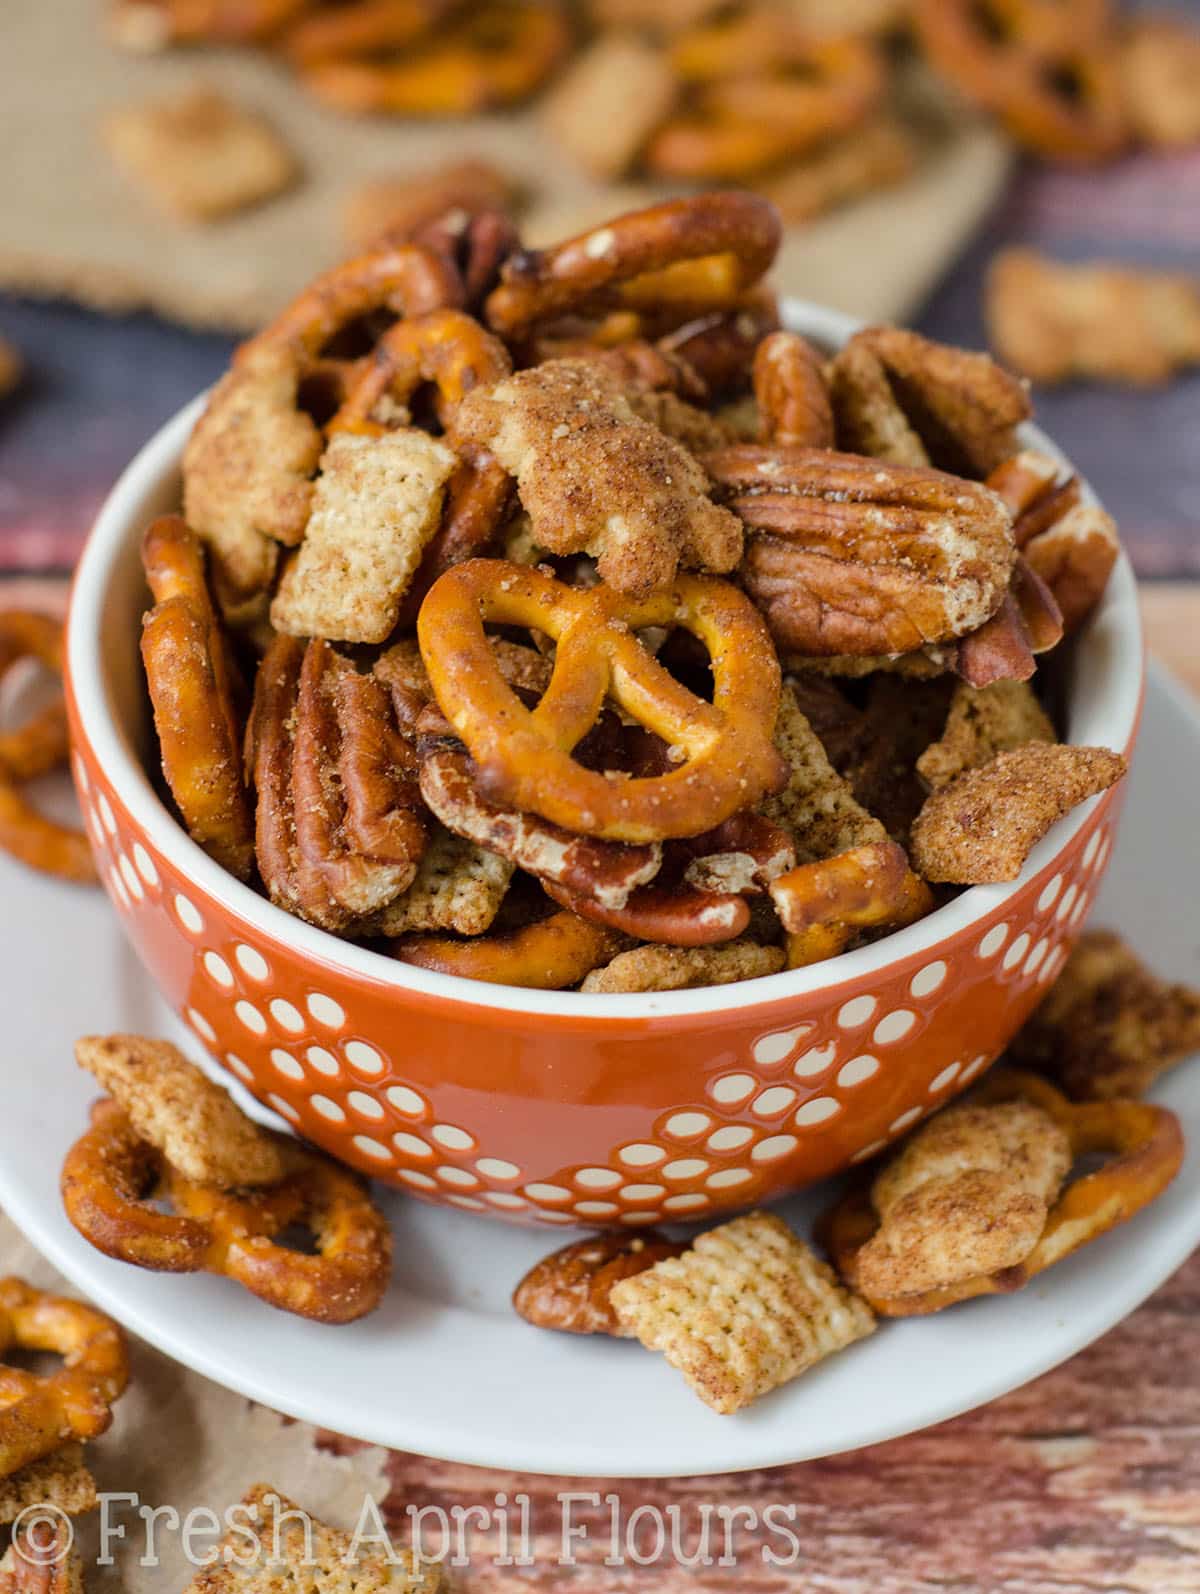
[0,1213,390,1594]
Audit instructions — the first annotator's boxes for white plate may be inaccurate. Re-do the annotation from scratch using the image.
[2,665,1198,1479]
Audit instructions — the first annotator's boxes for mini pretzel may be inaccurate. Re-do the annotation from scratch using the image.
[0,1278,129,1479]
[647,26,885,180]
[326,308,514,615]
[769,841,933,967]
[418,559,786,843]
[328,307,511,437]
[825,1069,1184,1315]
[0,612,95,884]
[61,1100,391,1324]
[283,0,455,68]
[183,242,459,614]
[141,517,254,881]
[298,2,571,116]
[393,908,626,988]
[484,193,782,341]
[913,0,1128,163]
[754,331,834,448]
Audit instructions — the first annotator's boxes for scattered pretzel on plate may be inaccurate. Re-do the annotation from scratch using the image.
[137,188,1128,990]
[61,1036,392,1322]
[823,1068,1184,1315]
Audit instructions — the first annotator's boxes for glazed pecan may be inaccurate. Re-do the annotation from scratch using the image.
[513,1232,690,1336]
[418,739,663,913]
[707,445,1015,656]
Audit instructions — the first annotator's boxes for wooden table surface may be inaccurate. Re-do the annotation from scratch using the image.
[371,588,1200,1593]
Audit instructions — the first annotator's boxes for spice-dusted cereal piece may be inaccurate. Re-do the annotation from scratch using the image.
[0,1445,96,1525]
[372,826,513,937]
[580,940,785,993]
[910,742,1126,884]
[826,1069,1185,1315]
[75,1034,293,1187]
[763,681,887,862]
[828,325,1032,477]
[854,1100,1072,1300]
[341,156,518,253]
[542,34,679,181]
[455,359,743,595]
[514,1232,691,1334]
[1119,15,1200,150]
[103,86,298,223]
[271,430,457,644]
[917,679,1055,791]
[988,250,1200,386]
[610,1212,874,1414]
[1010,929,1200,1101]
[179,1484,443,1594]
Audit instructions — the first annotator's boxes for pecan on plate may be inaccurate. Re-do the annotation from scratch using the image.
[513,1232,690,1335]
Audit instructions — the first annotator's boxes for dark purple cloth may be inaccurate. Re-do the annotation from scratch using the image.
[1,153,1198,580]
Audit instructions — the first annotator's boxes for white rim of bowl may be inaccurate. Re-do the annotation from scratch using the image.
[67,301,1144,1022]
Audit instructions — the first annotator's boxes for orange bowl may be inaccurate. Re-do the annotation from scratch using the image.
[63,302,1144,1228]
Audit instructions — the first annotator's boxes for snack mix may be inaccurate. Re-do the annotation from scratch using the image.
[512,926,1195,1409]
[40,933,1198,1407]
[129,189,1127,993]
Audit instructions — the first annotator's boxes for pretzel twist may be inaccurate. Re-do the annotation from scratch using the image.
[648,23,885,179]
[283,0,455,68]
[0,612,96,884]
[140,517,254,880]
[484,193,781,340]
[824,1068,1184,1315]
[61,1100,391,1324]
[0,1277,129,1479]
[913,0,1127,163]
[298,2,571,116]
[418,559,787,843]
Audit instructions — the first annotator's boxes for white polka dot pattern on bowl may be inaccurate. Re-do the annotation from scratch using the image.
[78,751,1117,1226]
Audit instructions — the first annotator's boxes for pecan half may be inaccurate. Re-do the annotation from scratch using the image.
[513,1232,690,1336]
[419,742,662,913]
[708,445,1015,656]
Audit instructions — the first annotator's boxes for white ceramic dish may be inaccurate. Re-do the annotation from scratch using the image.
[0,665,1196,1477]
